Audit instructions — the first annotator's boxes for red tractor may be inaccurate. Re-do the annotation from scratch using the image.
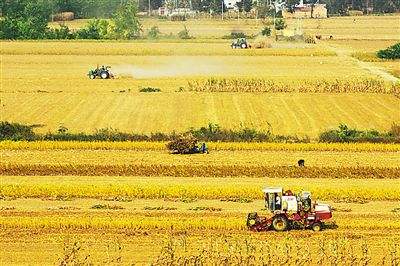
[247,187,333,232]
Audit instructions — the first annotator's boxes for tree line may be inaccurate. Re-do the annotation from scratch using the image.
[0,0,141,39]
[48,0,400,16]
[1,121,399,143]
[0,0,398,40]
[49,0,400,16]
[1,0,399,19]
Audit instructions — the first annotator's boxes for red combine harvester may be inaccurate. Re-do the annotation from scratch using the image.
[247,187,333,232]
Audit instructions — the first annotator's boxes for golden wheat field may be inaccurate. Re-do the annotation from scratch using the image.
[2,92,398,136]
[1,31,399,136]
[2,14,400,265]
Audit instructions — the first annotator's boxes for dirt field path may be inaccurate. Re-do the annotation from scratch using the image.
[326,43,399,83]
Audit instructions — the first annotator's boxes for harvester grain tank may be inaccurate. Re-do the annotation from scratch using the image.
[247,187,333,232]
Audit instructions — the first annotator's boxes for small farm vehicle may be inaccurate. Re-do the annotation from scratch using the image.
[247,187,333,232]
[231,38,251,49]
[88,65,114,79]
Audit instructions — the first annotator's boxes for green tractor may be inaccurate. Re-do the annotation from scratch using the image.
[231,38,251,49]
[88,65,114,79]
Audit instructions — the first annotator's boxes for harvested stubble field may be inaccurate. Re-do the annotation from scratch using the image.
[329,39,399,53]
[1,92,398,136]
[3,17,400,135]
[2,41,336,56]
[2,34,399,136]
[2,52,375,93]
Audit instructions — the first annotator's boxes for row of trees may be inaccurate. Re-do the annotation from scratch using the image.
[0,0,398,39]
[0,0,141,39]
[1,121,399,143]
[323,0,400,14]
[2,0,398,19]
[54,0,400,16]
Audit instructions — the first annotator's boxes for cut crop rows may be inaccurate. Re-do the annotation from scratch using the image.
[1,164,398,179]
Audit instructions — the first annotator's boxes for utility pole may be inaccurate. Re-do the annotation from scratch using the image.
[222,0,224,20]
[255,0,258,21]
[148,0,151,16]
[273,0,277,40]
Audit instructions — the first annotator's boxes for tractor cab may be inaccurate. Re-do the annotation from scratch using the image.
[263,187,298,213]
[88,65,114,79]
[231,38,250,49]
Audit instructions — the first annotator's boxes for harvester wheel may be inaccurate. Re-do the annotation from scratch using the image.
[312,222,322,232]
[272,216,288,231]
[100,71,109,79]
[247,212,258,227]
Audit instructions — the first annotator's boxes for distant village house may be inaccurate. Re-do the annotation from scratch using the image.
[283,0,327,19]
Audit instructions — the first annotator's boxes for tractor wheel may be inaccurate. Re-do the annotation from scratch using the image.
[241,43,247,49]
[312,222,322,232]
[100,71,109,79]
[89,74,96,79]
[272,215,289,231]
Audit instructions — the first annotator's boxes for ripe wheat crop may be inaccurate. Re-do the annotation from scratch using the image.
[1,176,400,201]
[188,77,399,94]
[0,213,399,231]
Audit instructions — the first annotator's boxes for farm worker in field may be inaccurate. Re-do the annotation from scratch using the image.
[275,193,281,210]
[193,145,199,153]
[201,142,208,153]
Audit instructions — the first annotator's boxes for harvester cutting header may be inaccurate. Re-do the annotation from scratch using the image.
[247,187,333,232]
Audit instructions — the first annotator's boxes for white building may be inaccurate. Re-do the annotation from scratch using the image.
[224,0,241,10]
